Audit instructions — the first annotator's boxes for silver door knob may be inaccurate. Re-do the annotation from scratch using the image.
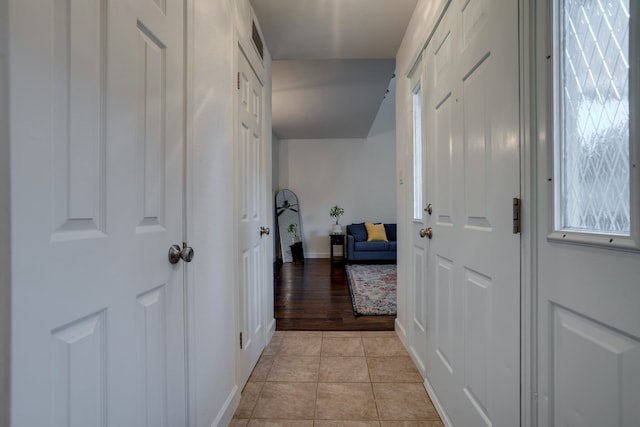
[181,244,194,262]
[260,226,270,237]
[168,243,195,265]
[419,227,433,239]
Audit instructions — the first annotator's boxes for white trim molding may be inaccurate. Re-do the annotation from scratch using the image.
[520,0,538,425]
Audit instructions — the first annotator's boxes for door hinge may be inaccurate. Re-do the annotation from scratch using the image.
[237,72,240,90]
[239,332,243,349]
[513,197,521,234]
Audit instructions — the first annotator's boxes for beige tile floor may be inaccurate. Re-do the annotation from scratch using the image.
[230,331,444,427]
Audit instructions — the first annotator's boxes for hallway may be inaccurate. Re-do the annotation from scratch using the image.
[231,330,444,426]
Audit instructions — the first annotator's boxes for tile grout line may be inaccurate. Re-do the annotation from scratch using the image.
[315,334,321,421]
[362,335,383,423]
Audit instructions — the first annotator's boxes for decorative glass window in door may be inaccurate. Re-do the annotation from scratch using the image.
[556,0,630,235]
[413,85,423,220]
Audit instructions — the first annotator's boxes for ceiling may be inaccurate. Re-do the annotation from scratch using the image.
[250,0,418,139]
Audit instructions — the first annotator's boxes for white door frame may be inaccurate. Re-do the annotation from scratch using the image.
[519,0,537,426]
[183,0,196,424]
[0,0,9,421]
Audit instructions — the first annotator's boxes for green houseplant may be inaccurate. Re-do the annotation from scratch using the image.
[329,205,345,233]
[287,223,300,242]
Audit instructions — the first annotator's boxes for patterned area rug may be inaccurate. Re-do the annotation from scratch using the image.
[345,264,397,316]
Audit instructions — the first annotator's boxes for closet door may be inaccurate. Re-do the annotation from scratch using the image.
[236,47,268,387]
[10,0,187,425]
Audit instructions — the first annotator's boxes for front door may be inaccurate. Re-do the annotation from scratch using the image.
[236,47,267,386]
[423,0,521,425]
[536,1,640,425]
[10,0,187,425]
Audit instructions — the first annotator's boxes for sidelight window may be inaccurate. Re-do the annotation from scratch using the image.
[413,85,423,220]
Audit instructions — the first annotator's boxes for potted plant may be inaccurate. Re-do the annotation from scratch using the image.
[287,223,300,243]
[329,205,345,233]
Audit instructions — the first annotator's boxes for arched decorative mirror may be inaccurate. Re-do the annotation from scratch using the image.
[275,189,303,262]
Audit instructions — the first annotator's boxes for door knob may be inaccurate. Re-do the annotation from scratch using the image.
[419,227,433,239]
[260,226,270,237]
[181,244,194,262]
[168,243,195,265]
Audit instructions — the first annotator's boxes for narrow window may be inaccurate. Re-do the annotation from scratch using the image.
[556,0,630,235]
[413,85,423,220]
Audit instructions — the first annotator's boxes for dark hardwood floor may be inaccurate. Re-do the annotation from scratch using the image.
[274,258,396,331]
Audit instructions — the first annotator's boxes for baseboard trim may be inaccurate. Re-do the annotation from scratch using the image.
[210,384,240,427]
[408,345,426,377]
[395,320,427,379]
[304,252,330,258]
[423,377,453,427]
[394,318,407,343]
[395,319,451,426]
[267,318,276,342]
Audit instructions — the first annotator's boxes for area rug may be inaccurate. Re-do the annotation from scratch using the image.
[345,264,397,316]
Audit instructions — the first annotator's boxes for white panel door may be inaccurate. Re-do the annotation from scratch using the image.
[10,0,186,426]
[408,56,429,375]
[423,9,458,415]
[423,0,520,426]
[536,1,640,426]
[237,48,267,387]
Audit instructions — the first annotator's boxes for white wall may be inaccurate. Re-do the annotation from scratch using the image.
[277,79,397,258]
[0,0,10,423]
[263,48,275,339]
[188,1,236,425]
[394,0,447,345]
[272,132,281,260]
[188,0,272,426]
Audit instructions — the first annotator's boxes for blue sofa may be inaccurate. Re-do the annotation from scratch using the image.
[346,223,397,262]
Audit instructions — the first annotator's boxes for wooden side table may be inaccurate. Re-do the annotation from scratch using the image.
[329,233,345,268]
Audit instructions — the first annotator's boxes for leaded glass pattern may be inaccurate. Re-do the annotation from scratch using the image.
[560,0,630,234]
